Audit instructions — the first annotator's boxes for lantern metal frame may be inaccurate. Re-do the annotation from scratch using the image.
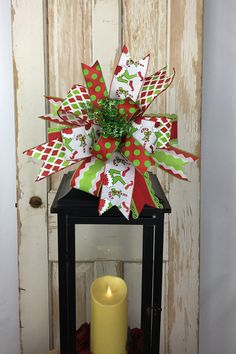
[51,171,171,354]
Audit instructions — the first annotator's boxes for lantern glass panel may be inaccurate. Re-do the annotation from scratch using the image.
[75,224,143,329]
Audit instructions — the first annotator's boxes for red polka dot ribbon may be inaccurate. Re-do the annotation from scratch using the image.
[82,61,108,107]
[117,98,140,121]
[91,135,120,161]
[121,135,155,175]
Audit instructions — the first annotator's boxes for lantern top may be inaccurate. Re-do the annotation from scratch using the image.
[51,172,171,220]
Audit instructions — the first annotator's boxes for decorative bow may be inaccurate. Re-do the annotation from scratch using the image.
[24,46,197,219]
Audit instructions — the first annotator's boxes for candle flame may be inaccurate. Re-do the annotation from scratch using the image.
[106,285,112,298]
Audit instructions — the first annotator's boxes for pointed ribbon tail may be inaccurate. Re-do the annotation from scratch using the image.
[131,171,163,219]
[98,198,114,215]
[109,45,150,102]
[23,140,80,181]
[45,96,64,106]
[40,96,69,125]
[39,113,72,125]
[57,85,91,126]
[82,61,109,107]
[153,146,198,180]
[99,152,135,219]
[137,67,175,115]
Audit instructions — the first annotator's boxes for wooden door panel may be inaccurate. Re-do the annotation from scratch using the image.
[14,0,202,353]
[123,0,169,190]
[51,262,94,348]
[12,1,49,353]
[167,1,203,352]
[47,0,93,189]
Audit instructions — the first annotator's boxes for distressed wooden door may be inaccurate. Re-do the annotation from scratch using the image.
[13,0,203,353]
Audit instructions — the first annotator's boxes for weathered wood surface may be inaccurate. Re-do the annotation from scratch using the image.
[123,1,202,352]
[47,0,92,189]
[51,262,94,348]
[123,0,168,191]
[167,1,203,353]
[15,0,202,352]
[12,1,49,353]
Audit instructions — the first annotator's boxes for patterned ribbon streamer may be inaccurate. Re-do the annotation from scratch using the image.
[99,152,135,219]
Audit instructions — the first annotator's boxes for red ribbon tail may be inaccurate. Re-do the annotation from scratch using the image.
[131,171,162,218]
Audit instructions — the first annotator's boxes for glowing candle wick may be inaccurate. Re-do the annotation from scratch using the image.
[106,285,112,298]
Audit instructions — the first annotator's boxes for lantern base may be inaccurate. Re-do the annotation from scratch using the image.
[76,323,144,354]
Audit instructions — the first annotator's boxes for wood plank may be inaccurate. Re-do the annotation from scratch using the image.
[94,260,123,278]
[47,0,93,189]
[122,0,168,190]
[122,3,171,350]
[51,262,94,349]
[51,263,60,350]
[160,261,168,354]
[84,263,96,323]
[92,0,121,84]
[167,1,203,353]
[124,262,142,329]
[122,1,170,313]
[123,1,203,352]
[12,0,49,353]
[47,0,92,96]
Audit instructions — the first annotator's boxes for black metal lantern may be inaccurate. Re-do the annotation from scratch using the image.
[51,171,171,354]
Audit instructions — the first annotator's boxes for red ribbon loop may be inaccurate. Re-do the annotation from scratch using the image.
[121,135,155,175]
[91,135,120,161]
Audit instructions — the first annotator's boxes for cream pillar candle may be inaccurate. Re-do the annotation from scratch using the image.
[90,275,128,354]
